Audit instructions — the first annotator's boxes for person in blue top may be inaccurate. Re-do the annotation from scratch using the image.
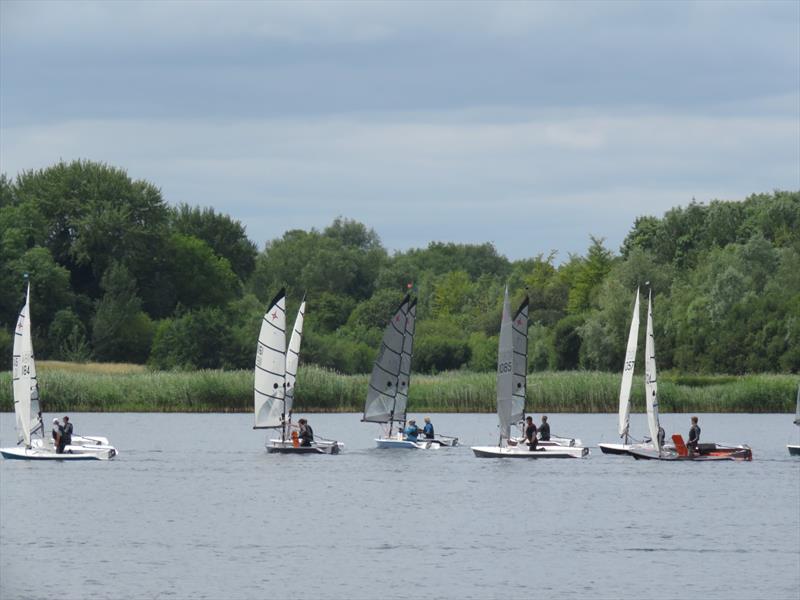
[404,419,420,442]
[422,416,435,439]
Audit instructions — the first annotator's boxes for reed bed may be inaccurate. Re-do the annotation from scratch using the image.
[0,366,795,413]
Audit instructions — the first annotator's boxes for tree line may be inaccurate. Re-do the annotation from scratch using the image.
[1,160,798,375]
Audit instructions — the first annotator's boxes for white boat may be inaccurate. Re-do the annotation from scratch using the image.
[1,281,116,461]
[254,290,342,455]
[363,295,457,449]
[788,384,800,456]
[472,287,588,459]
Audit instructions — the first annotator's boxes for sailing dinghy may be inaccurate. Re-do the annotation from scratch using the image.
[626,292,751,462]
[472,287,588,459]
[363,295,457,449]
[1,282,116,461]
[599,288,667,456]
[255,290,342,454]
[787,384,799,456]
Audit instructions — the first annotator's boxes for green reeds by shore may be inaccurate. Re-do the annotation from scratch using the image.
[0,363,796,413]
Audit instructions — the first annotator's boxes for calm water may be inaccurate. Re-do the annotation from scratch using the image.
[1,412,798,600]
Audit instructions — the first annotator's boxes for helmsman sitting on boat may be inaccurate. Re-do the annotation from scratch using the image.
[687,416,701,455]
[539,416,550,441]
[298,419,313,447]
[404,419,420,442]
[422,417,434,439]
[524,416,538,450]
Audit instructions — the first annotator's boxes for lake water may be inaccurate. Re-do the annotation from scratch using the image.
[1,412,799,600]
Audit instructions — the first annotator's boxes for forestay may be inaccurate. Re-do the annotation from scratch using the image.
[496,287,529,442]
[284,298,306,418]
[13,283,41,447]
[363,295,410,424]
[254,289,287,429]
[393,298,416,425]
[618,288,640,439]
[644,290,661,450]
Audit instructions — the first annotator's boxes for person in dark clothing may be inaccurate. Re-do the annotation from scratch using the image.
[687,416,700,454]
[524,416,538,450]
[298,418,314,447]
[539,416,551,441]
[422,417,435,439]
[58,416,73,453]
[657,425,666,449]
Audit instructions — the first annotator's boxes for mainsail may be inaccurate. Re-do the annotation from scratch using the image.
[618,288,640,440]
[12,283,41,447]
[496,287,529,442]
[393,298,417,426]
[794,384,799,426]
[284,297,306,418]
[363,295,410,424]
[644,289,661,450]
[254,289,287,429]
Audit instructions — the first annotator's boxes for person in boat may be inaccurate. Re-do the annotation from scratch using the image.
[687,416,700,455]
[52,418,62,452]
[524,416,538,450]
[422,417,435,439]
[298,418,314,447]
[657,425,666,448]
[404,419,420,442]
[539,415,551,441]
[59,416,73,453]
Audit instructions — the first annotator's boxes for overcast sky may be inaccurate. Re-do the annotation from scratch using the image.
[1,0,798,260]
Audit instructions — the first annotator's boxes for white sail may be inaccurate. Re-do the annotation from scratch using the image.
[618,288,640,439]
[284,298,306,417]
[363,295,410,423]
[794,384,799,426]
[496,287,529,441]
[644,289,661,450]
[254,289,287,429]
[394,298,417,424]
[12,283,41,447]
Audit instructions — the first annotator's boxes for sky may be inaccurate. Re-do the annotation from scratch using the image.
[1,0,798,260]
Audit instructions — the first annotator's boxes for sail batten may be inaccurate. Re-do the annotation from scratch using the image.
[644,289,661,450]
[363,295,410,423]
[618,288,640,439]
[254,289,287,429]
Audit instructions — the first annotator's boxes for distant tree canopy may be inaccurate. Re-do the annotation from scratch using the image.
[1,160,798,374]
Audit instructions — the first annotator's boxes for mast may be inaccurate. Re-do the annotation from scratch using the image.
[794,384,799,426]
[644,288,661,452]
[363,295,410,430]
[618,288,640,443]
[254,289,287,430]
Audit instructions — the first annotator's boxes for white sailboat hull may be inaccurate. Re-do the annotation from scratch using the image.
[375,438,439,450]
[266,438,343,455]
[598,442,653,455]
[471,445,589,459]
[1,445,115,460]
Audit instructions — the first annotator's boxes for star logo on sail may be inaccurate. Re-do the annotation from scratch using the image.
[271,312,278,320]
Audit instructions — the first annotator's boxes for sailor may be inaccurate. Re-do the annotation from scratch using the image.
[297,418,314,447]
[422,416,435,439]
[539,415,551,441]
[59,416,73,453]
[687,416,700,454]
[404,419,420,442]
[52,418,62,452]
[657,425,666,448]
[525,416,538,450]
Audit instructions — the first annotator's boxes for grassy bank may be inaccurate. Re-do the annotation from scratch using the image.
[0,363,796,413]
